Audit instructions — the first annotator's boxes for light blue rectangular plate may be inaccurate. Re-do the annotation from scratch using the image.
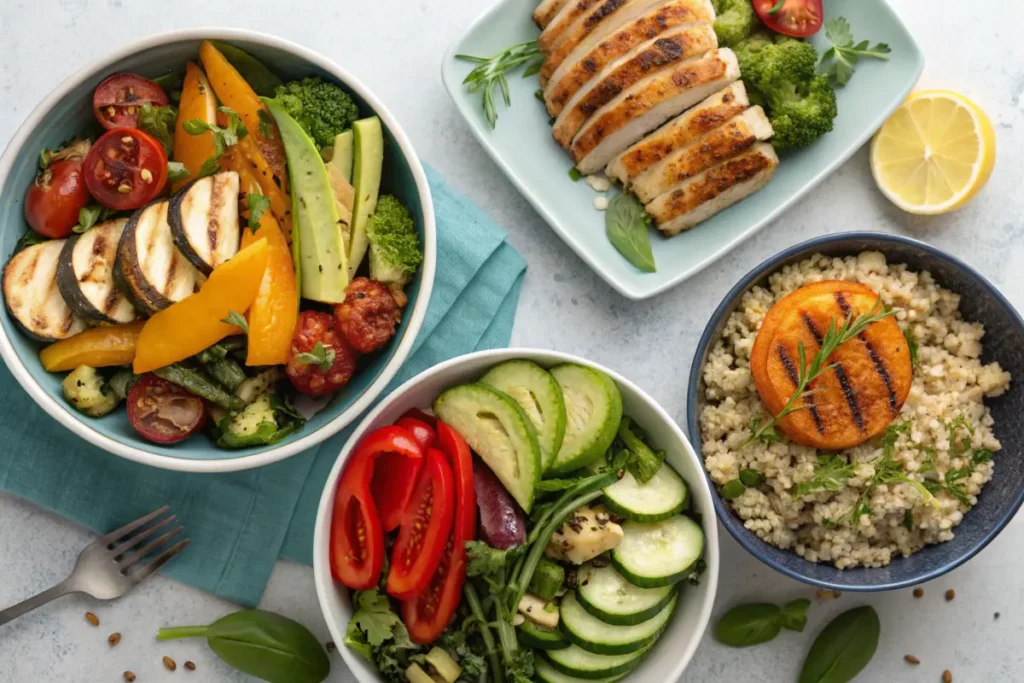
[442,0,924,299]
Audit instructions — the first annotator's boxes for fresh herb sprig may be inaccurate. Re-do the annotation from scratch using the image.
[746,300,896,445]
[794,455,856,498]
[246,193,271,232]
[456,40,544,128]
[920,416,993,507]
[848,420,939,525]
[296,341,335,372]
[183,106,249,178]
[819,17,892,87]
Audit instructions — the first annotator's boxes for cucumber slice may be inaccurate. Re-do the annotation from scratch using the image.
[479,360,566,472]
[517,620,569,650]
[576,563,677,626]
[612,516,704,588]
[348,116,384,277]
[433,383,542,512]
[544,643,650,680]
[549,364,623,474]
[602,465,689,522]
[535,657,622,683]
[560,591,675,655]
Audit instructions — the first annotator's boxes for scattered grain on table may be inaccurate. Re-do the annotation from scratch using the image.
[163,655,177,671]
[942,670,953,683]
[85,612,99,626]
[108,632,121,647]
[913,588,924,598]
[184,661,196,671]
[123,673,136,682]
[945,589,955,601]
[904,655,920,664]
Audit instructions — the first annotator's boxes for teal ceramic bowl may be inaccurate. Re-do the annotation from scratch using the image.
[0,29,436,472]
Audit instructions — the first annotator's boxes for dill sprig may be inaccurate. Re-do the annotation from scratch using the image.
[456,40,544,128]
[746,299,896,446]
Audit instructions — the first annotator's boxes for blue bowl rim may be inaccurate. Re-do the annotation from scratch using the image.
[686,230,1024,591]
[0,27,437,473]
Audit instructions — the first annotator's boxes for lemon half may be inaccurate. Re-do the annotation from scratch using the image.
[870,90,995,215]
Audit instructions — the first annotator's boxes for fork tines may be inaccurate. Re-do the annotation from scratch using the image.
[101,506,190,580]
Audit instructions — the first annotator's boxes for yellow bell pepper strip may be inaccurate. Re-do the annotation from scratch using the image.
[39,321,145,372]
[241,193,298,366]
[172,62,218,189]
[199,40,289,189]
[227,133,293,244]
[132,239,269,374]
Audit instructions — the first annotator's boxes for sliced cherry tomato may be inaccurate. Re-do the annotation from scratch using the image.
[402,421,476,644]
[331,426,422,590]
[83,128,168,210]
[25,160,89,238]
[93,73,169,130]
[126,374,206,444]
[387,448,455,601]
[753,0,823,38]
[366,425,425,532]
[395,416,437,451]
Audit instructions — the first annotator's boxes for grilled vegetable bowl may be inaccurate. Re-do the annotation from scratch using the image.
[313,349,719,683]
[0,30,435,471]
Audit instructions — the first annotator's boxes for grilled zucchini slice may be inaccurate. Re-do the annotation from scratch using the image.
[56,218,137,324]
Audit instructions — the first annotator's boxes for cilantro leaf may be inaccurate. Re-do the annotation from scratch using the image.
[167,161,190,184]
[794,454,856,498]
[246,192,271,233]
[350,588,401,647]
[819,17,892,87]
[295,341,335,372]
[137,103,178,154]
[184,106,249,179]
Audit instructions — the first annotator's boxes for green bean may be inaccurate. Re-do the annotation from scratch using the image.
[154,365,245,412]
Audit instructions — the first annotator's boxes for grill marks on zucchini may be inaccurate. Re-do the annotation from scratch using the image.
[3,240,86,341]
[56,218,137,324]
[167,171,241,275]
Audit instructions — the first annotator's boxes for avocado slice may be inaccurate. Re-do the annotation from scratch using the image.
[326,130,354,183]
[434,383,542,512]
[548,364,623,474]
[263,97,348,302]
[348,117,384,278]
[480,360,567,473]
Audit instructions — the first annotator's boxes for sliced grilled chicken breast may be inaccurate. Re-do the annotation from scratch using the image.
[542,0,715,90]
[646,142,778,235]
[534,0,572,28]
[3,240,87,341]
[571,48,740,174]
[542,0,646,84]
[632,106,773,202]
[552,23,718,148]
[605,81,748,184]
[56,218,137,325]
[115,199,204,316]
[167,171,241,275]
[540,0,606,52]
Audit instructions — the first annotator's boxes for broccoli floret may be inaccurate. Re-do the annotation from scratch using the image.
[273,77,359,150]
[712,0,756,47]
[366,195,423,292]
[764,75,838,149]
[735,32,818,85]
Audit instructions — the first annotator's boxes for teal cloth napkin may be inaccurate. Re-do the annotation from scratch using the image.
[0,166,526,607]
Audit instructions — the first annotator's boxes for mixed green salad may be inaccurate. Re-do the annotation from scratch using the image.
[335,358,707,682]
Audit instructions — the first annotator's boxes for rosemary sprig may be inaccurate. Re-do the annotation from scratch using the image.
[456,40,544,128]
[746,300,896,446]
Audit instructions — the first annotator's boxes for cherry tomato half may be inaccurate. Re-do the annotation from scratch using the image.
[24,160,90,238]
[753,0,823,38]
[83,128,168,211]
[126,374,206,444]
[93,73,169,130]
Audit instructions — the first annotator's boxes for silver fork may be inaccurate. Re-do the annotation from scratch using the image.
[0,506,189,627]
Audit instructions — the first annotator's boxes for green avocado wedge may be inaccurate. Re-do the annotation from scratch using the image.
[548,364,623,474]
[479,359,566,473]
[433,383,542,512]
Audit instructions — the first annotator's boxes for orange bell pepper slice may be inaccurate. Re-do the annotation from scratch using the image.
[224,128,293,244]
[241,198,298,366]
[172,62,218,189]
[39,321,145,372]
[133,239,269,374]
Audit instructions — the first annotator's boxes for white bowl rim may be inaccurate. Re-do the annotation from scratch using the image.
[0,27,437,473]
[311,347,721,683]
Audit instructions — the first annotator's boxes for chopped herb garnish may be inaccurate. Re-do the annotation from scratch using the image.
[295,342,335,372]
[903,326,919,368]
[221,310,249,335]
[568,167,581,182]
[184,106,249,178]
[246,193,271,233]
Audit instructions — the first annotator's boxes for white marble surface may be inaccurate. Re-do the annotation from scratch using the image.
[1,0,1022,680]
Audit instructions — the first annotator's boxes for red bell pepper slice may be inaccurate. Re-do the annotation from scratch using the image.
[387,448,455,601]
[330,426,422,590]
[395,416,437,451]
[402,420,476,644]
[368,425,426,532]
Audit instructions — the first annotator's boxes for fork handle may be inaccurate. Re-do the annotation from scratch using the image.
[0,580,78,627]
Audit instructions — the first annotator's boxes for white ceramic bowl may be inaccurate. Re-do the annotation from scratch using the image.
[0,29,436,472]
[313,348,720,682]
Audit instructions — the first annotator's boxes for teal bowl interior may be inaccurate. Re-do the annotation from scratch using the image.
[0,35,428,463]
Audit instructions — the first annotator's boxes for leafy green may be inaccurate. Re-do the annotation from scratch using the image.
[167,161,190,184]
[606,193,655,273]
[903,327,919,368]
[366,195,423,291]
[183,106,249,178]
[211,41,284,97]
[722,479,746,499]
[617,416,665,483]
[295,341,335,372]
[221,310,250,335]
[799,606,880,683]
[258,108,276,138]
[456,40,544,128]
[919,416,992,508]
[14,230,47,253]
[535,477,585,492]
[819,17,892,87]
[246,192,271,232]
[273,77,360,149]
[716,598,810,647]
[795,454,856,498]
[739,468,765,487]
[779,598,811,632]
[849,421,939,525]
[351,588,402,647]
[137,103,178,154]
[72,205,117,234]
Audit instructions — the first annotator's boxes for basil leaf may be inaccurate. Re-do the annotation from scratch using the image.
[14,229,48,253]
[799,606,880,683]
[605,193,655,273]
[72,204,115,234]
[779,598,811,632]
[715,603,782,647]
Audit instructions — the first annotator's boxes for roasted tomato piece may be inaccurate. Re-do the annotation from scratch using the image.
[83,128,168,210]
[93,73,169,130]
[126,374,206,444]
[25,141,92,239]
[286,311,358,397]
[387,448,455,600]
[334,278,401,354]
[753,0,823,38]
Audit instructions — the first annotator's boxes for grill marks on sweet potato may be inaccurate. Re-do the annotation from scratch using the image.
[750,280,913,450]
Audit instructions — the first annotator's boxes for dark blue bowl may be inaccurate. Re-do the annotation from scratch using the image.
[687,232,1024,591]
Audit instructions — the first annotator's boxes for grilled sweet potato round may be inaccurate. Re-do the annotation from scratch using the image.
[750,280,913,449]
